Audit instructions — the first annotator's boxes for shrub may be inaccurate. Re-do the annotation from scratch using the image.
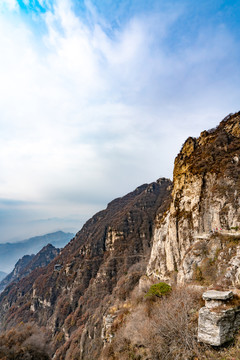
[101,286,203,360]
[0,323,52,359]
[145,282,172,298]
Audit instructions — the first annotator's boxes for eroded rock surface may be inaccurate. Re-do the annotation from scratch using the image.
[198,307,238,346]
[198,290,240,346]
[147,113,240,285]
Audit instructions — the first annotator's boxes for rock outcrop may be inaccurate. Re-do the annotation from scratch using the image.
[147,112,240,285]
[198,290,240,346]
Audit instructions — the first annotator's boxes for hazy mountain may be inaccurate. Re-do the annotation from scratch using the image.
[0,244,60,293]
[0,231,74,273]
[0,272,7,282]
[0,255,34,293]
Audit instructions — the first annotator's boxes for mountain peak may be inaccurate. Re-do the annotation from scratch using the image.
[174,111,240,180]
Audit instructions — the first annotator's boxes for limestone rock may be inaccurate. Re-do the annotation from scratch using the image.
[203,290,233,301]
[101,314,116,345]
[198,307,236,346]
[203,290,233,309]
[198,289,240,346]
[147,112,240,285]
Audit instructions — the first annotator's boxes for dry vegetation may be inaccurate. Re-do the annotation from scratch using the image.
[0,323,52,359]
[101,285,205,360]
[101,283,240,360]
[174,113,240,183]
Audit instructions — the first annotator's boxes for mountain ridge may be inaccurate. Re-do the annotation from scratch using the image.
[0,244,60,293]
[0,231,74,273]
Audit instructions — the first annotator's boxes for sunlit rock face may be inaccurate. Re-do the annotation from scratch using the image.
[147,112,240,285]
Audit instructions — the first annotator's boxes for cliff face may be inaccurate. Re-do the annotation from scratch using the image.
[147,113,240,286]
[0,178,172,359]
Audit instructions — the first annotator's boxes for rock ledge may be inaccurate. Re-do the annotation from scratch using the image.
[203,290,233,301]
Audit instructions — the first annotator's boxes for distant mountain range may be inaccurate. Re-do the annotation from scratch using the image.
[0,244,60,293]
[0,231,74,273]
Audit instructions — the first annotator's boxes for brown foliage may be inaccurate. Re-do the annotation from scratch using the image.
[102,286,204,360]
[0,323,52,359]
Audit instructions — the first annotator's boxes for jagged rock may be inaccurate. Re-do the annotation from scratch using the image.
[147,112,240,285]
[101,314,116,344]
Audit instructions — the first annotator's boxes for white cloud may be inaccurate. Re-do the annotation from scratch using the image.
[0,0,18,11]
[0,0,240,241]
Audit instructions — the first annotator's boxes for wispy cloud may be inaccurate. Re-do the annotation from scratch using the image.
[0,0,19,11]
[0,0,240,241]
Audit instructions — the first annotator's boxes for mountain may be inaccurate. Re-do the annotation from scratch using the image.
[0,272,7,282]
[0,178,172,359]
[0,244,60,293]
[0,112,240,359]
[0,231,74,273]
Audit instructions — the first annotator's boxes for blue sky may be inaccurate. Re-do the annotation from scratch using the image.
[0,0,240,243]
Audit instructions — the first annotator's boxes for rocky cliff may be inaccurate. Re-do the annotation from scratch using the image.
[147,112,240,286]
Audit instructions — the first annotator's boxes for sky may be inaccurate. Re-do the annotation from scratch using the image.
[0,0,240,243]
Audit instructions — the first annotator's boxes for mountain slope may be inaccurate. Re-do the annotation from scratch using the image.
[0,178,172,359]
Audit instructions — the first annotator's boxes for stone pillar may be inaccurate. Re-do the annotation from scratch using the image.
[198,290,237,346]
